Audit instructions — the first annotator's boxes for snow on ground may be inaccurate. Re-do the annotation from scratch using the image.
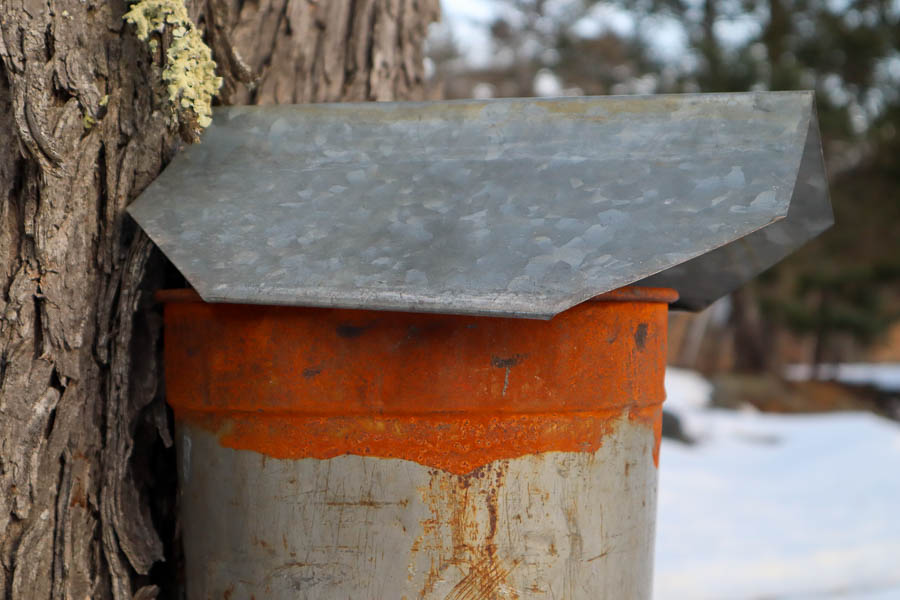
[785,363,900,392]
[655,367,900,600]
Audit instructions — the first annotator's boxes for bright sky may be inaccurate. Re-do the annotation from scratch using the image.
[438,0,497,67]
[438,0,757,68]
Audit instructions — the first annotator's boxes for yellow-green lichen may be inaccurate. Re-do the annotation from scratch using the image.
[124,0,222,138]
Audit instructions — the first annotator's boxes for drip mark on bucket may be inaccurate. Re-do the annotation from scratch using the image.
[182,434,192,482]
[491,354,526,396]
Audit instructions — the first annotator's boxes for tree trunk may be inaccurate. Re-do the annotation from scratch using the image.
[0,1,438,598]
[730,286,772,373]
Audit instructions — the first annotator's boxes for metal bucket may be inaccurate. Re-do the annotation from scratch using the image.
[162,286,676,599]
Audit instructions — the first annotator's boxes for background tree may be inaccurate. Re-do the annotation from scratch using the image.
[0,1,438,598]
[436,0,661,99]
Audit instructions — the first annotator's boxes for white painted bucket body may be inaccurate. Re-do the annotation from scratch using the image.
[178,416,658,599]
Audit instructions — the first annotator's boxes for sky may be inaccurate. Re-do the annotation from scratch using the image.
[436,0,747,69]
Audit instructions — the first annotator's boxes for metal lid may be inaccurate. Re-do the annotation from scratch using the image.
[128,92,832,318]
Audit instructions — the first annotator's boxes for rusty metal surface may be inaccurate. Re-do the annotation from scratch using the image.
[129,92,831,317]
[162,287,670,472]
[166,287,669,597]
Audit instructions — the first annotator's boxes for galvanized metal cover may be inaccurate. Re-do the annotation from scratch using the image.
[128,92,831,318]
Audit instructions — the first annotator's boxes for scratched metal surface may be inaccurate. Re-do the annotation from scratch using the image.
[178,420,658,599]
[128,91,831,318]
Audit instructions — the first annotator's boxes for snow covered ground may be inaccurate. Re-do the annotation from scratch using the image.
[785,363,900,393]
[655,367,900,599]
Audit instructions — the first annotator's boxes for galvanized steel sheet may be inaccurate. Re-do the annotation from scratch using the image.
[128,92,832,317]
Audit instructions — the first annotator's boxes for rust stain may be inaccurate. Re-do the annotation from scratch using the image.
[628,404,663,468]
[164,286,673,473]
[407,461,521,599]
[179,409,633,475]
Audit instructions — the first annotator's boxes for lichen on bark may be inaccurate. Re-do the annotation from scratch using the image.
[125,0,222,140]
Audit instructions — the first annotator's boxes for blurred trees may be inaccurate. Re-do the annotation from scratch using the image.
[432,0,900,371]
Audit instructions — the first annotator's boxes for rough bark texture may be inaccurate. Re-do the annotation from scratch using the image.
[0,1,439,598]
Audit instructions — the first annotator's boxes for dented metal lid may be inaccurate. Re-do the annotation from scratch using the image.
[128,91,832,318]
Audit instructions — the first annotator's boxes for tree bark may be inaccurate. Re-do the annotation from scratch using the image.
[0,1,439,598]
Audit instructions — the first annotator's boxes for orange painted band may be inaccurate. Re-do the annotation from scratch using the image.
[163,286,674,473]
